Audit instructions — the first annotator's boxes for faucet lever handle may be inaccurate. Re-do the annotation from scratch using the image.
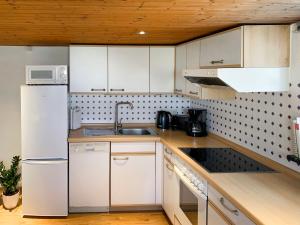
[118,118,123,128]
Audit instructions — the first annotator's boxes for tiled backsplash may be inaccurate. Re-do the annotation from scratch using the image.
[70,93,190,123]
[191,90,300,172]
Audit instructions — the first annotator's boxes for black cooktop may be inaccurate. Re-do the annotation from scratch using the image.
[179,148,275,173]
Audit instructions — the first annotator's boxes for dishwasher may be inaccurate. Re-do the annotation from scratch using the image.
[69,142,110,212]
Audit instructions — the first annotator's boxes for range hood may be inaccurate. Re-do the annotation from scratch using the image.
[183,68,289,92]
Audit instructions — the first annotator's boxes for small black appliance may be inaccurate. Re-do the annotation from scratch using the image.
[186,108,207,137]
[156,110,172,130]
[171,115,189,130]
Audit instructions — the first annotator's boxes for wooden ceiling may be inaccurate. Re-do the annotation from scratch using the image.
[0,0,300,45]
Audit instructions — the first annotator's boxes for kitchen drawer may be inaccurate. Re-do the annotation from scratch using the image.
[111,142,155,153]
[208,185,255,225]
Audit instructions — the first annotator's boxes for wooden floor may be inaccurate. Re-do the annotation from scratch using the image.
[0,203,170,225]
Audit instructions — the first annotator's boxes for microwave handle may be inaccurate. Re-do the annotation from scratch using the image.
[174,166,207,200]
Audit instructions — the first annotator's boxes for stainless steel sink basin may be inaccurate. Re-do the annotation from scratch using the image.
[83,128,115,136]
[118,128,156,135]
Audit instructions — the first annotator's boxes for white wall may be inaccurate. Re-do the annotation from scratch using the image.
[0,46,68,166]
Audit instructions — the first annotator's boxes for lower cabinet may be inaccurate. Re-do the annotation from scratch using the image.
[163,156,178,223]
[110,142,156,206]
[208,185,256,225]
[208,202,231,225]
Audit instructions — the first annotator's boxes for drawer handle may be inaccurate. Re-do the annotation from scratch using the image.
[91,88,106,92]
[110,88,125,92]
[164,148,172,155]
[166,163,174,172]
[113,157,129,161]
[175,89,182,93]
[189,91,198,95]
[211,59,224,64]
[85,148,95,152]
[220,197,239,216]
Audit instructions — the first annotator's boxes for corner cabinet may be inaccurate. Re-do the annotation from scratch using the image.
[108,46,150,93]
[150,46,175,93]
[70,46,108,93]
[175,44,187,94]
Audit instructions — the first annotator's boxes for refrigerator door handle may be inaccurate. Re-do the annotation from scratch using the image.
[22,159,67,165]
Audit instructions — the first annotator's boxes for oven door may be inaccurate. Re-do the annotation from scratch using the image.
[26,66,57,84]
[174,166,207,225]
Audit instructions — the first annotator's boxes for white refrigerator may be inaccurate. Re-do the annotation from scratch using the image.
[21,85,68,216]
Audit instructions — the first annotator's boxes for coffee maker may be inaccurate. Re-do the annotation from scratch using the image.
[186,108,207,137]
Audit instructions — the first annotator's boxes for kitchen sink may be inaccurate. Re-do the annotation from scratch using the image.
[83,127,157,136]
[118,128,157,135]
[83,128,115,136]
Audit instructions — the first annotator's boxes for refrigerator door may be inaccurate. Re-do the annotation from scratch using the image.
[21,85,68,159]
[22,159,68,216]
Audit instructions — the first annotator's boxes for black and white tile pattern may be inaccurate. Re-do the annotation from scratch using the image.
[70,93,190,123]
[191,90,300,172]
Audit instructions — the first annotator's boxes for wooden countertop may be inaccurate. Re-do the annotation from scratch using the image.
[68,125,300,225]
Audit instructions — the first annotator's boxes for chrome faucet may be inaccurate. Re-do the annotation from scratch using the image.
[114,101,134,133]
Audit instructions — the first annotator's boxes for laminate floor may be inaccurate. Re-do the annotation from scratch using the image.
[0,203,171,225]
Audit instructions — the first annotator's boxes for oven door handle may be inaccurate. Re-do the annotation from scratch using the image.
[174,166,207,200]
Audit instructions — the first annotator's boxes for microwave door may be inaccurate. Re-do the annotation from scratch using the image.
[26,66,56,84]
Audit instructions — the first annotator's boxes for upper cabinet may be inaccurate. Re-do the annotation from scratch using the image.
[186,40,201,69]
[108,46,149,93]
[200,27,242,68]
[200,25,290,68]
[70,46,108,93]
[150,47,175,93]
[175,44,187,94]
[243,25,290,67]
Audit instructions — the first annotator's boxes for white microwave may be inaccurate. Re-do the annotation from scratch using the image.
[26,65,68,84]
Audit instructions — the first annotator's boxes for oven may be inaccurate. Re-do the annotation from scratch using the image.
[174,166,207,225]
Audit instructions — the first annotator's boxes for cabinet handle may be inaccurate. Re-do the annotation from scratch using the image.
[85,148,95,152]
[175,89,182,93]
[219,197,239,216]
[164,148,172,155]
[189,91,198,95]
[113,157,129,161]
[91,88,106,92]
[110,88,125,92]
[210,59,224,64]
[166,163,174,172]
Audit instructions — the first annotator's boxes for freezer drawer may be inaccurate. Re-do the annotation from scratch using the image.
[22,160,68,216]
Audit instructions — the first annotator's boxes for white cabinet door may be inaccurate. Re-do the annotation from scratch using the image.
[108,46,149,93]
[208,203,231,225]
[175,44,186,94]
[200,27,242,68]
[186,40,200,69]
[69,142,110,212]
[111,154,156,205]
[150,46,175,93]
[70,46,108,93]
[163,157,178,223]
[185,80,201,98]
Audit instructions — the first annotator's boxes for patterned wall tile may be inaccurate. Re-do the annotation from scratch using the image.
[70,93,190,123]
[191,90,299,172]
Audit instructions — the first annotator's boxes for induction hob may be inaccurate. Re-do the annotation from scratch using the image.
[179,147,275,173]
